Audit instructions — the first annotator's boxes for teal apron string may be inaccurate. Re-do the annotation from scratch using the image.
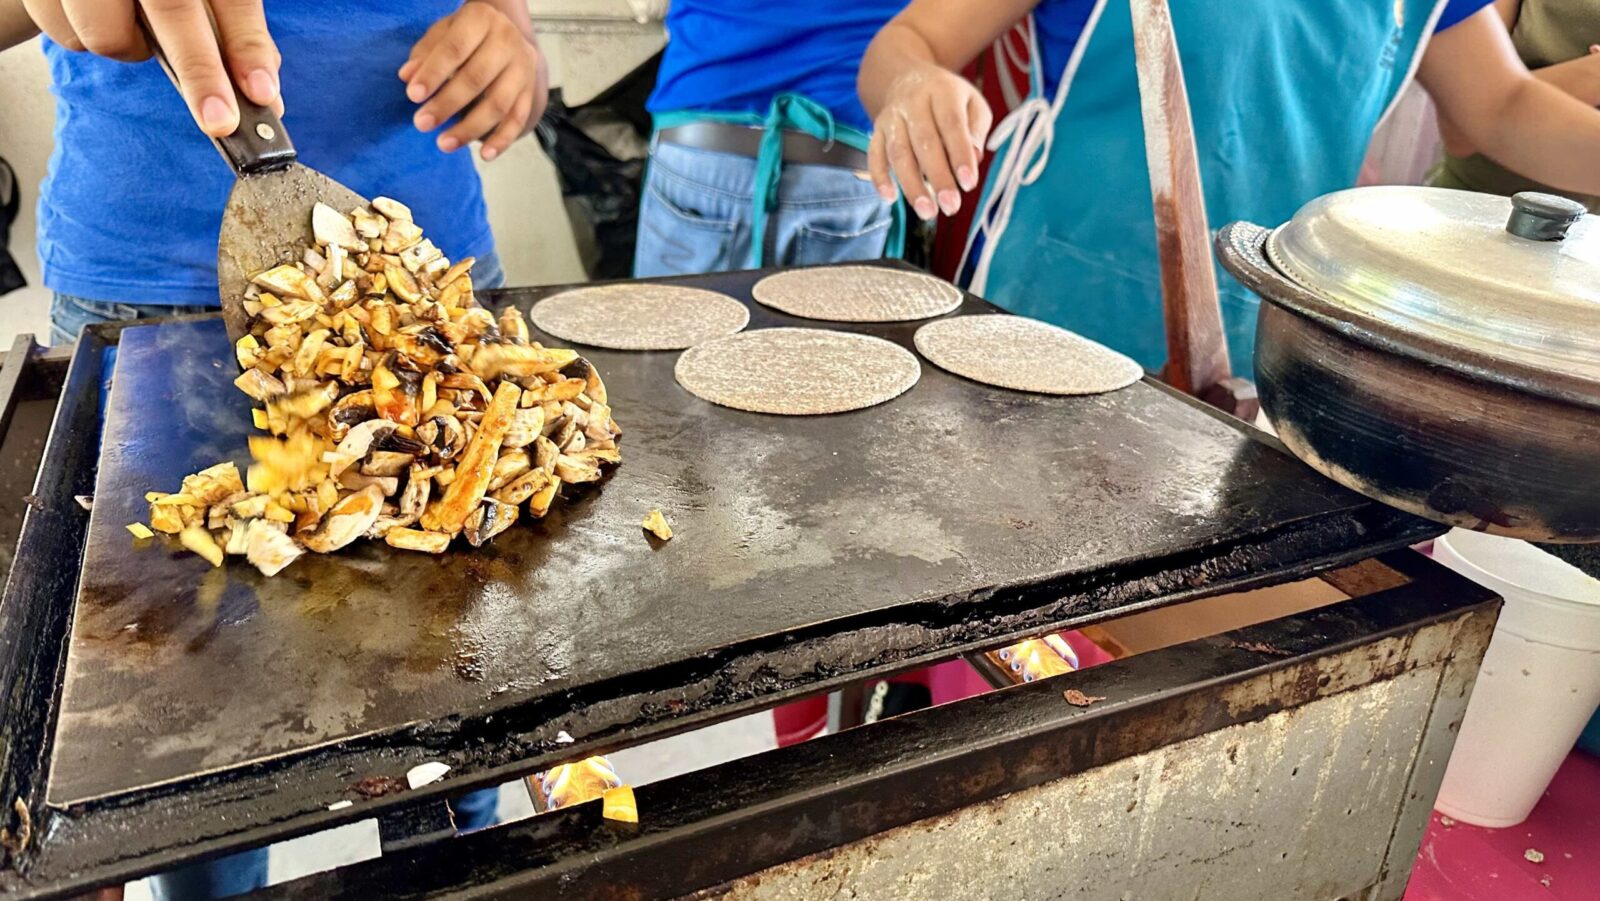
[654,95,906,268]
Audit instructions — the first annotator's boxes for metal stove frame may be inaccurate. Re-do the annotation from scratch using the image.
[0,303,1488,898]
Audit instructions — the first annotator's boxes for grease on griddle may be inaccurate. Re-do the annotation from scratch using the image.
[351,775,408,799]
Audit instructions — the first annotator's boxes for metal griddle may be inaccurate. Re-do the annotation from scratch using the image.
[4,264,1441,893]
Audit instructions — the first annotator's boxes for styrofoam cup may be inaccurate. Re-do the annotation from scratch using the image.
[1431,529,1600,828]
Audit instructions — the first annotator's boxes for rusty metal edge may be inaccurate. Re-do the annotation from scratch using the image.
[0,335,36,445]
[0,329,111,877]
[245,550,1499,900]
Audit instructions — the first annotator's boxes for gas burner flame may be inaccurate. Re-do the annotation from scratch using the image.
[540,756,623,811]
[993,634,1078,683]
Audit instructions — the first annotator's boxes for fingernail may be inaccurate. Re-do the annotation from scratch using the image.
[481,145,499,161]
[407,81,429,102]
[877,184,896,202]
[438,135,459,152]
[913,197,937,220]
[246,68,277,103]
[414,112,436,131]
[938,189,960,216]
[957,165,976,191]
[200,95,234,132]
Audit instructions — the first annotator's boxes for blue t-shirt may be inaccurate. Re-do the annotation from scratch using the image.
[1034,0,1496,97]
[647,0,907,132]
[38,1,495,306]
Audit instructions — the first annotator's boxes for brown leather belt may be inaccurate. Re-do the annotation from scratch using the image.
[658,122,869,169]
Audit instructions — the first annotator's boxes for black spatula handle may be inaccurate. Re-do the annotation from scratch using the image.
[137,13,297,176]
[214,98,296,175]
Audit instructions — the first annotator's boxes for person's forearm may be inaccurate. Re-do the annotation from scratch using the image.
[1528,53,1600,107]
[1421,7,1600,193]
[1,0,40,52]
[1439,56,1600,160]
[1458,77,1600,194]
[859,22,945,118]
[859,0,1032,118]
[467,0,547,136]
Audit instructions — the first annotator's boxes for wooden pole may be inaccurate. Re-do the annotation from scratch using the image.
[1128,0,1258,419]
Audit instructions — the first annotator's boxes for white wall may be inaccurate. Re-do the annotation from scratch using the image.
[0,39,57,340]
[0,2,663,343]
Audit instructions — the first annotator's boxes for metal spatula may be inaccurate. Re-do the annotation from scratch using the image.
[140,20,368,343]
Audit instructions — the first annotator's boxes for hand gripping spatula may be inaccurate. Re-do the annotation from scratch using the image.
[140,18,368,343]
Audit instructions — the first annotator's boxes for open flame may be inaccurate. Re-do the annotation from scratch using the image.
[988,634,1078,683]
[539,756,624,811]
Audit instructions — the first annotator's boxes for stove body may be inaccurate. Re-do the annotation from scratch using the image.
[251,553,1493,901]
[0,266,1495,899]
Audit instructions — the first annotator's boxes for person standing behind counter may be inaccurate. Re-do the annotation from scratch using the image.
[1430,0,1600,210]
[634,0,909,277]
[858,0,1600,372]
[2,0,547,346]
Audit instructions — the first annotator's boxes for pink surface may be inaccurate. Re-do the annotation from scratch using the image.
[1407,752,1600,900]
[926,630,1119,705]
[774,631,1118,746]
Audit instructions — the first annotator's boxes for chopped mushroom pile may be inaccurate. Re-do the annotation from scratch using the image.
[139,198,622,575]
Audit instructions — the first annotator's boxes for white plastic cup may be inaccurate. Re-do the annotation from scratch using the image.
[1431,529,1600,828]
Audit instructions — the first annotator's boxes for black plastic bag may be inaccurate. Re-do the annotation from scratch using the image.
[0,156,25,297]
[535,52,659,281]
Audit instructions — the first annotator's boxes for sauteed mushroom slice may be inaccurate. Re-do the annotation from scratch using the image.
[488,451,532,491]
[502,406,545,450]
[421,380,521,534]
[302,485,385,553]
[527,476,560,518]
[492,469,549,507]
[553,454,601,484]
[386,527,451,554]
[641,509,672,541]
[464,498,519,547]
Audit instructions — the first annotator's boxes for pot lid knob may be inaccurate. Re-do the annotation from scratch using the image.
[1506,191,1587,241]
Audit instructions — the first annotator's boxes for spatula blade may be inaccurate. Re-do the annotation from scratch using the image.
[217,162,368,342]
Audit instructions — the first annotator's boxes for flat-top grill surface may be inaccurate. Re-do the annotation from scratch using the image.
[49,266,1426,807]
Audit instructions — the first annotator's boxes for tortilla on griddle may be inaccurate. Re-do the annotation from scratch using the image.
[674,327,921,415]
[913,315,1143,395]
[752,265,963,323]
[531,284,750,350]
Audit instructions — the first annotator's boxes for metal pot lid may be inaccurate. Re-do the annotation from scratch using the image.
[1265,186,1600,395]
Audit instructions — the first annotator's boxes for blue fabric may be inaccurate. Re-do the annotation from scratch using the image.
[1579,708,1600,757]
[148,849,269,901]
[49,294,209,346]
[141,785,497,900]
[647,0,907,132]
[973,0,1451,371]
[1436,0,1497,31]
[1034,0,1495,98]
[451,787,501,832]
[653,93,900,268]
[50,250,504,347]
[38,0,495,308]
[634,140,891,277]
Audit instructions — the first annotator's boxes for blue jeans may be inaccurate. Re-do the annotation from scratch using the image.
[634,139,892,277]
[76,247,507,898]
[145,790,501,900]
[49,250,506,346]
